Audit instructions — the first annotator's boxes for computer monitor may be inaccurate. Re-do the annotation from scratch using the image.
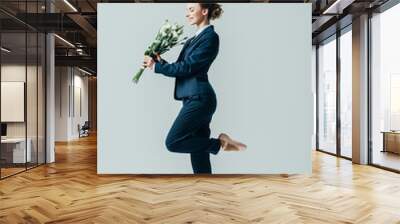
[1,123,7,137]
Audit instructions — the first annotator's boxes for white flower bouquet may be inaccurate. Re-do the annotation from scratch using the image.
[132,20,188,83]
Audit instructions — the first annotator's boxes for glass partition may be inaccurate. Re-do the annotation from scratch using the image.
[317,36,337,155]
[1,31,28,177]
[27,30,38,170]
[0,1,46,179]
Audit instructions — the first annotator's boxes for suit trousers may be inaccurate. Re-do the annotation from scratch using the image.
[165,92,221,174]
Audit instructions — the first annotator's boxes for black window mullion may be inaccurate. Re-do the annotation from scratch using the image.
[25,0,28,171]
[44,2,47,164]
[336,29,341,157]
[316,45,319,151]
[36,0,39,167]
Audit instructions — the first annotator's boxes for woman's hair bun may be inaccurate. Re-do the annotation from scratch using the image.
[200,3,223,20]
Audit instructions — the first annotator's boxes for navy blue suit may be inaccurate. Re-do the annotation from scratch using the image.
[154,25,221,174]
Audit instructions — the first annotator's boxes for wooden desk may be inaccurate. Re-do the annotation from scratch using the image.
[381,131,400,154]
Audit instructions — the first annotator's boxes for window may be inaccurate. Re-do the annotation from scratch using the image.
[339,28,352,158]
[317,36,337,154]
[371,3,400,171]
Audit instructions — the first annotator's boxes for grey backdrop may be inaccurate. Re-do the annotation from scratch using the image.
[98,3,312,174]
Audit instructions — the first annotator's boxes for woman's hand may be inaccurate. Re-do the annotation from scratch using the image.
[143,55,155,70]
[155,53,161,62]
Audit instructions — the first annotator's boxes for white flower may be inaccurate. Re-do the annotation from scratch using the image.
[133,20,188,83]
[172,31,179,39]
[162,23,172,31]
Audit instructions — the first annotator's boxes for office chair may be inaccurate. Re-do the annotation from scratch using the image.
[79,121,90,138]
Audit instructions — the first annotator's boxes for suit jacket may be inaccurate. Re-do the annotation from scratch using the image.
[154,25,219,100]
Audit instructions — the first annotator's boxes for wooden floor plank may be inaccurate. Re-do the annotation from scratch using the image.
[0,134,400,223]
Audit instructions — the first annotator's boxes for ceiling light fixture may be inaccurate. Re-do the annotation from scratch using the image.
[1,47,11,53]
[76,48,85,55]
[78,67,93,76]
[63,0,78,12]
[54,34,75,48]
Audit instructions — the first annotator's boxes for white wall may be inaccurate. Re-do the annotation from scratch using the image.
[1,65,40,138]
[71,72,89,138]
[98,3,312,174]
[55,67,68,141]
[55,67,89,141]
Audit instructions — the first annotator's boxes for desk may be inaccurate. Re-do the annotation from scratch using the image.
[1,138,31,163]
[381,131,400,154]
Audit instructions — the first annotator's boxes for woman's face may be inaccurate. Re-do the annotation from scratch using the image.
[186,3,208,26]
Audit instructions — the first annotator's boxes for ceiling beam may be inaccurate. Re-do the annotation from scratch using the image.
[55,55,96,69]
[322,0,356,14]
[312,15,335,33]
[67,13,97,46]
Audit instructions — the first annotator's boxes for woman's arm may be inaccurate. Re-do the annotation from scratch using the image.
[158,58,168,64]
[154,34,219,78]
[153,53,168,64]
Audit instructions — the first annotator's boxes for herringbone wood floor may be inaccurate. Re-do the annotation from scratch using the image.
[1,134,400,224]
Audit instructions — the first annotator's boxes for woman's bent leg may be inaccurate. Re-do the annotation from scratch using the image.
[165,95,220,155]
